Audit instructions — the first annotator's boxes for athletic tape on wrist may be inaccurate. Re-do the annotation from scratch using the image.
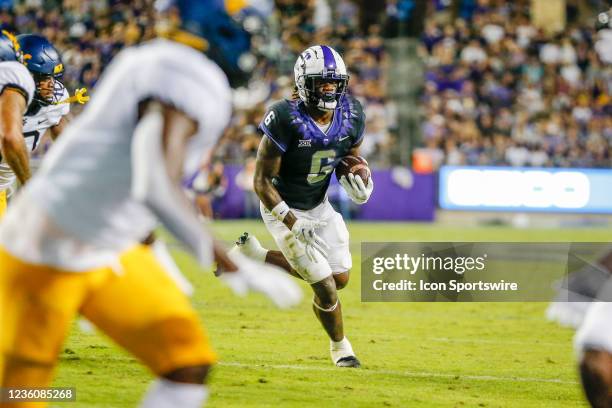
[271,201,290,223]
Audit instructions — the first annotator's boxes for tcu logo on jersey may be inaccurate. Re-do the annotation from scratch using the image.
[298,139,311,148]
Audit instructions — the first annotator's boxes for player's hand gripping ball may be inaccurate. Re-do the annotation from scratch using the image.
[336,155,374,204]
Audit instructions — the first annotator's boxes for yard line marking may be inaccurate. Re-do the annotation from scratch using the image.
[212,328,569,347]
[218,362,578,385]
[428,337,567,347]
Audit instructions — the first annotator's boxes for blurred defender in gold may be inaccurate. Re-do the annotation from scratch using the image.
[0,1,303,407]
[0,245,215,392]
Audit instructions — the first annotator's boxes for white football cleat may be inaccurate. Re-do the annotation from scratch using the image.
[234,232,268,263]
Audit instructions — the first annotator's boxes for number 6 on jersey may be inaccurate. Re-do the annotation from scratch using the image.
[307,150,336,185]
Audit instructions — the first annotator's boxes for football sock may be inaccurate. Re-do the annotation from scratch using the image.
[140,379,208,408]
[330,336,355,363]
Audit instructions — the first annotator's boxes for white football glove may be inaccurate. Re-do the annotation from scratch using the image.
[220,250,303,309]
[340,173,374,204]
[291,218,329,262]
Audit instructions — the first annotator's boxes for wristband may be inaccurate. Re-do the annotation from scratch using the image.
[270,201,290,222]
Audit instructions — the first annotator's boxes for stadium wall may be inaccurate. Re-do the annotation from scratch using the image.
[216,166,436,221]
[213,165,612,221]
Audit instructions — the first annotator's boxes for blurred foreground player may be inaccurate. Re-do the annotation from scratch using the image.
[0,1,301,407]
[572,259,612,408]
[572,12,612,407]
[233,45,373,367]
[0,31,35,218]
[547,8,612,330]
[574,299,612,408]
[19,33,189,313]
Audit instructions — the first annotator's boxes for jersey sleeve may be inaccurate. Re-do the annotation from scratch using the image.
[132,43,232,176]
[138,66,207,125]
[133,46,230,132]
[0,62,35,108]
[258,101,291,153]
[58,87,70,116]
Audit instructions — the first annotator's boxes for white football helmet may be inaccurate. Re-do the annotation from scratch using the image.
[294,45,349,111]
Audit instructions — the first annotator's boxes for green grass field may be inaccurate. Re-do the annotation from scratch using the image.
[52,221,612,407]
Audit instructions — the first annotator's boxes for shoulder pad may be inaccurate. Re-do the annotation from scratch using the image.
[258,99,296,153]
[339,95,365,146]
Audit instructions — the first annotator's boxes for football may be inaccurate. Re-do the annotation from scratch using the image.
[335,155,370,184]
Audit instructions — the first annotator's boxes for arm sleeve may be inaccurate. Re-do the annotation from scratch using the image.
[131,107,214,267]
[0,62,35,108]
[258,102,290,153]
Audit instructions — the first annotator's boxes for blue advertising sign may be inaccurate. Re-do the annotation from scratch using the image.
[439,166,612,213]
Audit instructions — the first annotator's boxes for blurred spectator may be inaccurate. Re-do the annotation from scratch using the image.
[235,156,260,218]
[328,182,353,220]
[191,161,228,219]
[207,161,229,217]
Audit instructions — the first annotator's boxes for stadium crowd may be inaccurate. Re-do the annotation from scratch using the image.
[1,0,157,110]
[0,0,609,170]
[218,0,393,166]
[226,0,612,168]
[420,1,611,169]
[223,0,612,170]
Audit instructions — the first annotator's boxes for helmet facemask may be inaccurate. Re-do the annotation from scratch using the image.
[17,34,65,105]
[32,72,64,106]
[298,73,349,111]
